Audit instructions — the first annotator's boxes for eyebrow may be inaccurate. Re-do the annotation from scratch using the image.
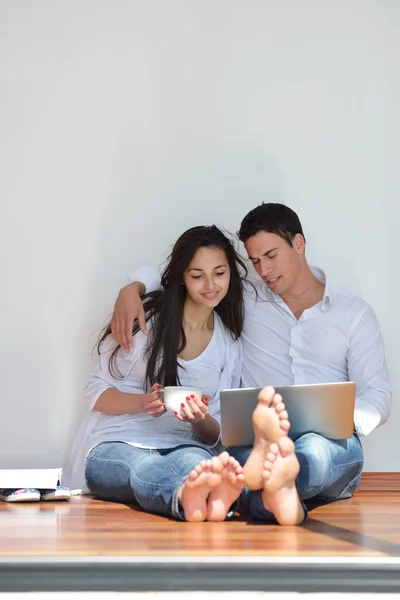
[248,248,279,260]
[188,264,227,272]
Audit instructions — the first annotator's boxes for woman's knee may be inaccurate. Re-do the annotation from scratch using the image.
[85,442,146,501]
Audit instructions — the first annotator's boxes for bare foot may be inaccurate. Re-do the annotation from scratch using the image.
[262,436,305,526]
[243,386,290,490]
[179,457,223,522]
[207,452,245,522]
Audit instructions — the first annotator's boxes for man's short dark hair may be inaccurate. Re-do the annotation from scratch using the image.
[238,203,305,246]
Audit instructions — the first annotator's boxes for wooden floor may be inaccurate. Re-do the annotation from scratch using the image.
[1,473,400,558]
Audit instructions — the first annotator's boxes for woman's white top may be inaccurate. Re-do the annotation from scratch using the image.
[63,313,242,491]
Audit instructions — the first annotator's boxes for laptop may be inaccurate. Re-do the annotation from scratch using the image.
[220,382,356,446]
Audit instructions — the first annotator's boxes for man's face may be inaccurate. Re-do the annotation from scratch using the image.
[244,230,305,296]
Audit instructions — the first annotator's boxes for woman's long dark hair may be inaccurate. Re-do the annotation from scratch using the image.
[98,225,247,387]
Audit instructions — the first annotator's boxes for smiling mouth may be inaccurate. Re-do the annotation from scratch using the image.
[266,276,280,285]
[203,292,219,299]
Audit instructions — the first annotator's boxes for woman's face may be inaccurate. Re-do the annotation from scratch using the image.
[182,246,231,309]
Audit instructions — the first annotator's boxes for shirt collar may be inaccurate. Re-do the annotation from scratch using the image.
[310,265,334,311]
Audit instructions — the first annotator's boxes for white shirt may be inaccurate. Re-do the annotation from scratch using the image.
[63,313,241,491]
[131,266,392,437]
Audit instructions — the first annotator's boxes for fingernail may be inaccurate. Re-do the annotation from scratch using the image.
[174,411,178,415]
[190,394,194,398]
[181,403,185,408]
[203,397,209,404]
[156,385,162,390]
[186,396,190,400]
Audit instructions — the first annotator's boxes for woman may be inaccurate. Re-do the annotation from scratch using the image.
[64,225,247,522]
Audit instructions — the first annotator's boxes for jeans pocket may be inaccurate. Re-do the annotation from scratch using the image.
[87,447,97,459]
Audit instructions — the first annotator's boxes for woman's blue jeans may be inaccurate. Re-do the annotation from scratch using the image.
[85,441,214,521]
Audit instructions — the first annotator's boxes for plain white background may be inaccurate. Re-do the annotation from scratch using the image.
[1,1,398,471]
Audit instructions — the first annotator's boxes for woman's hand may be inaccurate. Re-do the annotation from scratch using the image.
[142,384,166,418]
[173,394,210,423]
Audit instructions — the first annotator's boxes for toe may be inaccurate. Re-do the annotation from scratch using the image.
[258,386,275,405]
[278,436,295,456]
[269,442,279,455]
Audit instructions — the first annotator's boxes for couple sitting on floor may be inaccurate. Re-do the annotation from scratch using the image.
[64,203,392,525]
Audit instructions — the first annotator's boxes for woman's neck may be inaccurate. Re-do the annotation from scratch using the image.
[183,299,214,331]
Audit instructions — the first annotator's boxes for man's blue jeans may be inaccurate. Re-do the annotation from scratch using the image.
[85,441,214,521]
[227,432,363,522]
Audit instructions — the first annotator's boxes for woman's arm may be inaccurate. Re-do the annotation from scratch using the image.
[93,384,165,417]
[85,334,165,417]
[176,396,220,445]
[191,413,220,445]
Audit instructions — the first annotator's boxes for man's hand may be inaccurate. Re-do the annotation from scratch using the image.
[111,282,148,351]
[173,395,210,423]
[142,384,166,418]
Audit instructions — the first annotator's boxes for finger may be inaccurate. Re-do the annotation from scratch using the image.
[138,307,149,336]
[112,315,120,344]
[150,383,162,393]
[119,318,129,352]
[148,395,163,408]
[180,402,195,420]
[186,396,205,416]
[152,407,166,418]
[125,317,134,350]
[148,398,165,411]
[173,410,185,421]
[187,394,203,409]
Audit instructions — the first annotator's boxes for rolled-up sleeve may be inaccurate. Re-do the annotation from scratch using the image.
[128,266,161,294]
[84,336,135,411]
[348,305,392,436]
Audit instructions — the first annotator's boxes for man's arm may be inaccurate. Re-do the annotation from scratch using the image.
[111,266,161,351]
[348,304,392,436]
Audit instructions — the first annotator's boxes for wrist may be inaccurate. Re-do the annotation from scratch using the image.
[130,393,144,413]
[129,281,146,296]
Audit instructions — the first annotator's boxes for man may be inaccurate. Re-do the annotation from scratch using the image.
[110,203,392,520]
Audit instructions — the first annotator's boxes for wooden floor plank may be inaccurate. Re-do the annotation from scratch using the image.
[1,481,400,558]
[357,472,400,492]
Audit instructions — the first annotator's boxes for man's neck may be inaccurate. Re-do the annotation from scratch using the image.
[280,264,325,318]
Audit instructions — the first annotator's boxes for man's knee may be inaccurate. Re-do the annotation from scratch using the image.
[296,432,331,471]
[295,432,363,499]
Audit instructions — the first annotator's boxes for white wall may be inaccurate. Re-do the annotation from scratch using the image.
[1,0,398,471]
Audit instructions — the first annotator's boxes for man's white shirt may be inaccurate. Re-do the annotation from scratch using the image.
[129,266,392,437]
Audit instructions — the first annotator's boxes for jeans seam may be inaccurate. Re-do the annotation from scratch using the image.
[332,458,363,470]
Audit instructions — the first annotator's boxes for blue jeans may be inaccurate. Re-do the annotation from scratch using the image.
[227,432,363,522]
[85,442,214,521]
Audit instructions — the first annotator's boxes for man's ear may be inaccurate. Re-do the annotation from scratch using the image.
[293,233,305,254]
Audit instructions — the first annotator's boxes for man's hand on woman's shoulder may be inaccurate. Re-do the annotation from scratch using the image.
[111,282,148,350]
